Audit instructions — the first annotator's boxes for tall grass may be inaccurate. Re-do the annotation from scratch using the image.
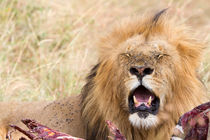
[0,0,209,101]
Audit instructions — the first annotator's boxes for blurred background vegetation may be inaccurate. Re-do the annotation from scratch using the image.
[0,0,209,101]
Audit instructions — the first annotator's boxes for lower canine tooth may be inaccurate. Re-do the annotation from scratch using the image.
[133,96,138,106]
[147,96,152,106]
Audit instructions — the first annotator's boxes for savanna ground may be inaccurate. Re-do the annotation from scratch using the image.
[0,0,209,101]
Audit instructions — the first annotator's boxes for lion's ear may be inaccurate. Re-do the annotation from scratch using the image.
[177,40,205,69]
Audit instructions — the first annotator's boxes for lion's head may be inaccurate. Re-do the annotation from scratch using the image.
[81,9,208,140]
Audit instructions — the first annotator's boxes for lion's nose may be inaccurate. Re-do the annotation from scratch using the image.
[129,66,154,78]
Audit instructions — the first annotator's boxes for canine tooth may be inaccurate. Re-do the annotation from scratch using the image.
[133,96,138,105]
[147,96,152,106]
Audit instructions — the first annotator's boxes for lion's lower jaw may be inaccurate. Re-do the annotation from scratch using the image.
[129,113,158,129]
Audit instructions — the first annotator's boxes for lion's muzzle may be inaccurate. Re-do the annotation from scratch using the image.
[128,65,160,119]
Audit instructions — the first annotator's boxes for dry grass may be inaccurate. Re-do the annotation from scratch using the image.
[0,0,209,101]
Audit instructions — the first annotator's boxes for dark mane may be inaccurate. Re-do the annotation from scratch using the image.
[81,62,100,104]
[81,62,109,140]
[152,8,168,24]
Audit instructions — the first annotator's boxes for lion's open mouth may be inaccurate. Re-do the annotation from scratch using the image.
[128,85,160,118]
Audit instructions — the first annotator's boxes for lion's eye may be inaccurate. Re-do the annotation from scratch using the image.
[155,54,163,59]
[125,53,131,57]
[120,53,131,58]
[118,53,132,64]
[155,54,169,60]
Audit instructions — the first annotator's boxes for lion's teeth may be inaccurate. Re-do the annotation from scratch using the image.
[133,96,138,105]
[147,96,152,106]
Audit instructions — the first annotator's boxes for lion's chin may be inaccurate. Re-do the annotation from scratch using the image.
[129,113,158,129]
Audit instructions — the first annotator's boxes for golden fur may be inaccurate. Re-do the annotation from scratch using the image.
[0,10,209,140]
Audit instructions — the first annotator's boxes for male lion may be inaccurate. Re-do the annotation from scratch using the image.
[0,9,208,140]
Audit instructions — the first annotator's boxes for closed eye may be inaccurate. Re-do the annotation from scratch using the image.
[155,54,170,60]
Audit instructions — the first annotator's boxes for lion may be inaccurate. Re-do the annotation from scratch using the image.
[0,9,209,140]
